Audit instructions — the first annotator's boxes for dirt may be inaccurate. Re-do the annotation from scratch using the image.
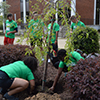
[0,62,72,100]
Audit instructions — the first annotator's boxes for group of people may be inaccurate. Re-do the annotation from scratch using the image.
[0,12,86,100]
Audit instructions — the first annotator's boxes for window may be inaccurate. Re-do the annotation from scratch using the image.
[96,0,100,25]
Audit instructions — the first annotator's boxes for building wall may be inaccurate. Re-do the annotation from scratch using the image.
[6,0,95,25]
[7,0,21,24]
[76,0,94,25]
[29,0,45,15]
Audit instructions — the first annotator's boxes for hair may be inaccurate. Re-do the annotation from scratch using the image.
[7,13,13,18]
[22,56,38,72]
[57,49,66,58]
[70,15,76,20]
[50,14,56,22]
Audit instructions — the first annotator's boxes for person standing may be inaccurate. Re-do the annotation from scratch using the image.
[70,15,85,32]
[28,12,44,48]
[46,15,60,56]
[4,13,18,45]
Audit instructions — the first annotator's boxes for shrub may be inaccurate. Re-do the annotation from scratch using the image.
[72,26,99,54]
[0,22,3,30]
[0,45,35,67]
[98,29,100,33]
[65,57,100,100]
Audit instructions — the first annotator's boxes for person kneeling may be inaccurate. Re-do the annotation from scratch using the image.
[49,49,84,91]
[0,56,37,100]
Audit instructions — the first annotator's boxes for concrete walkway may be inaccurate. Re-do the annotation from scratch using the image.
[0,36,66,49]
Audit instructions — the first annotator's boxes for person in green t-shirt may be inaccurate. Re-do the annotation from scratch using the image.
[46,15,60,56]
[4,13,18,45]
[49,49,84,91]
[0,56,37,100]
[28,12,44,49]
[70,15,85,32]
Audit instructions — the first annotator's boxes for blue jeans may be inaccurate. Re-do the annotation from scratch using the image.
[0,70,14,94]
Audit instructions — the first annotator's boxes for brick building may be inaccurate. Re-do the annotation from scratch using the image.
[5,0,100,27]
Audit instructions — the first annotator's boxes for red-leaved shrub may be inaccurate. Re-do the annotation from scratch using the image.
[0,45,35,67]
[65,57,100,100]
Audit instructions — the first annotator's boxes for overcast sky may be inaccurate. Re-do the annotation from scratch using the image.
[0,0,2,3]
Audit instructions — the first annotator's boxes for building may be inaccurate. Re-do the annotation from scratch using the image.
[4,0,100,30]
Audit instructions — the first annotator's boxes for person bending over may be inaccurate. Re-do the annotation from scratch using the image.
[0,56,37,100]
[49,49,84,91]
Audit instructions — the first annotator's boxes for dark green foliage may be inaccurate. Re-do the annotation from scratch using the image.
[0,23,3,30]
[72,26,99,54]
[65,57,100,100]
[98,29,100,33]
[0,45,35,67]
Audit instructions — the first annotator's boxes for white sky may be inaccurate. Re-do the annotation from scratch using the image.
[0,0,2,2]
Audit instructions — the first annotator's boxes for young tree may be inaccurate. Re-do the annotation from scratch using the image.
[17,0,79,91]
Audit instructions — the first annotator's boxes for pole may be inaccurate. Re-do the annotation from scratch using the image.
[71,0,76,16]
[2,0,5,33]
[23,0,26,24]
[94,0,96,25]
[14,14,16,21]
[54,0,58,23]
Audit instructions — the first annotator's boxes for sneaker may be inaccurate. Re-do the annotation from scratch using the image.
[48,59,51,63]
[4,93,19,100]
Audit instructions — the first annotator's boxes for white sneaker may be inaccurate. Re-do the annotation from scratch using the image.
[48,59,51,62]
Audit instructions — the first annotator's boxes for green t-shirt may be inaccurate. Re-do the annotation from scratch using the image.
[0,61,34,81]
[28,19,44,38]
[47,22,59,43]
[59,51,84,68]
[5,20,18,39]
[71,21,85,31]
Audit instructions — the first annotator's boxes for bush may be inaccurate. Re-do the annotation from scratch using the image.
[65,57,100,100]
[0,22,3,30]
[0,45,35,67]
[72,26,99,54]
[98,29,100,33]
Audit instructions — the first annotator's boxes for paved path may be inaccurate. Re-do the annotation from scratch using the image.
[0,36,66,49]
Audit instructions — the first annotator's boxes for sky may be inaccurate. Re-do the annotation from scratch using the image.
[0,0,2,2]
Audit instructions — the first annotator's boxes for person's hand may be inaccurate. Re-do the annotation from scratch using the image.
[70,31,73,33]
[49,86,54,91]
[7,32,11,35]
[54,40,57,45]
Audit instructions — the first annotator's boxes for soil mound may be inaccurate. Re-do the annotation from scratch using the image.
[25,93,61,100]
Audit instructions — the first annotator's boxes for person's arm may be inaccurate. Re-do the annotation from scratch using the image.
[49,67,63,91]
[70,24,73,33]
[29,79,35,94]
[55,31,58,45]
[7,29,17,35]
[70,28,73,33]
[54,23,59,45]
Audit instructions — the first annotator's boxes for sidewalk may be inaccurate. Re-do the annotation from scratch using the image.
[0,36,66,49]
